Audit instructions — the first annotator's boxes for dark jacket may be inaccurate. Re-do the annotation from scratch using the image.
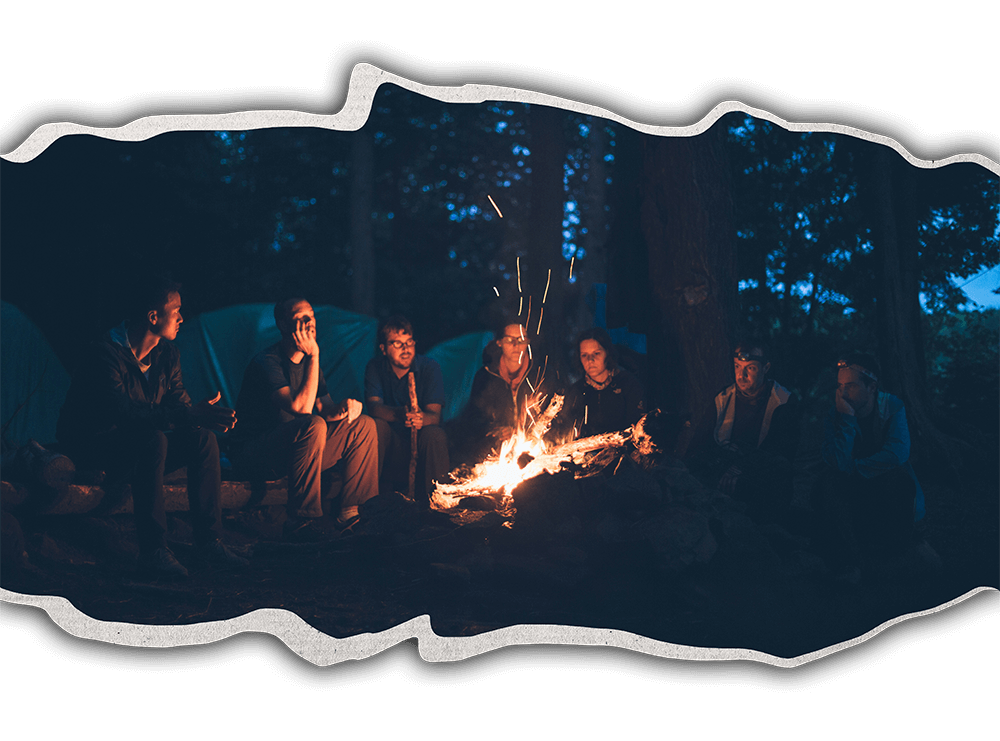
[687,380,799,476]
[453,345,554,462]
[57,324,192,447]
[821,390,925,521]
[552,368,644,441]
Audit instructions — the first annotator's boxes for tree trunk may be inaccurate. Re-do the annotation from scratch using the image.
[350,131,375,316]
[524,104,567,364]
[640,127,738,436]
[868,144,975,478]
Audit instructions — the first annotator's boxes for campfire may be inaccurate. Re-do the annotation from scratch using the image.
[431,391,657,515]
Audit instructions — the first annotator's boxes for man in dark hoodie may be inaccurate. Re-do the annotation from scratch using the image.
[57,276,247,577]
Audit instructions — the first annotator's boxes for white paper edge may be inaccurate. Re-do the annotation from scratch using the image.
[2,63,997,667]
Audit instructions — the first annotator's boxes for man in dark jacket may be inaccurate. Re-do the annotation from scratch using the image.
[686,341,799,522]
[57,277,246,577]
[816,352,925,580]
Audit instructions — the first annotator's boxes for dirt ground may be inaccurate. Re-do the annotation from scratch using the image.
[3,461,996,660]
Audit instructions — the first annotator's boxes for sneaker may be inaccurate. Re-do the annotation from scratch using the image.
[283,516,327,543]
[139,547,189,578]
[199,539,250,568]
[334,513,361,536]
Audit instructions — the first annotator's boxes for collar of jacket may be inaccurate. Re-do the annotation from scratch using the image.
[483,353,532,390]
[714,380,791,449]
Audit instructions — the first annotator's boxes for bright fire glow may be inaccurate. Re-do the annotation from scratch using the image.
[432,393,564,508]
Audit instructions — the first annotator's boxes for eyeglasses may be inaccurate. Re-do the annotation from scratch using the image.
[837,360,877,383]
[388,340,416,351]
[500,337,528,346]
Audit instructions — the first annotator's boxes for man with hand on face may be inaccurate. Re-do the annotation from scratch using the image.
[364,315,448,506]
[232,298,378,538]
[57,276,247,578]
[817,352,925,580]
[687,341,799,523]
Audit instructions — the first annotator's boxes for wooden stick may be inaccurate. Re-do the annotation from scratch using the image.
[407,372,419,500]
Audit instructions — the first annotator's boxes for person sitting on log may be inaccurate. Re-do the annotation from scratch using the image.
[551,328,644,442]
[364,315,449,507]
[815,352,926,582]
[56,276,247,578]
[231,298,378,539]
[686,340,799,523]
[453,321,548,464]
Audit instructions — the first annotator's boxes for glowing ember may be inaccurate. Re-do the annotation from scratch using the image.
[517,257,522,292]
[542,269,551,303]
[493,286,500,297]
[569,256,575,280]
[536,306,544,334]
[487,194,504,218]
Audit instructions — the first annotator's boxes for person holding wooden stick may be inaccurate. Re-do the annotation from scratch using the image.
[364,316,448,507]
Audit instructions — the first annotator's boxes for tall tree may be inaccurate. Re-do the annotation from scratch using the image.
[640,125,738,434]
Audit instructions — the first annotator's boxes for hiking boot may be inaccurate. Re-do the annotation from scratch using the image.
[139,547,189,578]
[198,539,250,568]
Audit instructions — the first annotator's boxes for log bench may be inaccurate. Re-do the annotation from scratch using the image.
[1,473,292,516]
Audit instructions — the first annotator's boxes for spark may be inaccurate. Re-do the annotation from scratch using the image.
[525,295,532,329]
[528,343,533,360]
[584,405,588,425]
[493,286,500,297]
[518,351,524,365]
[519,324,525,340]
[569,256,575,281]
[612,457,624,476]
[536,306,544,335]
[525,377,536,393]
[518,296,523,316]
[542,355,549,379]
[487,194,504,218]
[517,257,522,293]
[542,269,551,303]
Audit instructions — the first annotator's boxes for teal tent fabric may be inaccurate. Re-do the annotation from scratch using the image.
[171,303,377,410]
[0,300,490,448]
[1,302,72,446]
[172,305,490,420]
[425,331,494,421]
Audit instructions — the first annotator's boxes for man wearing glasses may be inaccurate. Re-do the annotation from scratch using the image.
[817,352,925,583]
[364,315,448,506]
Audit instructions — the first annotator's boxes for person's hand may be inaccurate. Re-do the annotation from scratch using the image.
[330,398,363,423]
[835,387,855,416]
[189,391,237,433]
[292,317,319,357]
[344,398,362,424]
[404,410,424,430]
[719,465,742,495]
[491,425,514,442]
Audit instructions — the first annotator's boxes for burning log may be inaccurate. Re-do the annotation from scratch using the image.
[431,403,661,512]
